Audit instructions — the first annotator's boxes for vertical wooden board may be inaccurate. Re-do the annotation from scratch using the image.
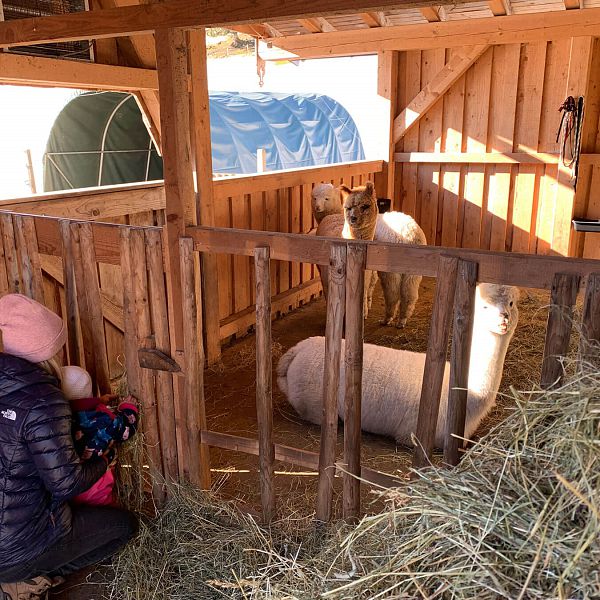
[440,49,466,248]
[290,185,301,289]
[214,196,232,320]
[461,48,493,249]
[17,216,44,303]
[98,261,124,378]
[485,44,520,252]
[386,51,400,203]
[231,194,251,313]
[536,164,558,255]
[249,191,266,304]
[301,184,314,282]
[0,214,21,293]
[417,48,445,245]
[0,217,8,294]
[265,189,279,293]
[510,42,547,254]
[278,188,291,295]
[401,50,422,218]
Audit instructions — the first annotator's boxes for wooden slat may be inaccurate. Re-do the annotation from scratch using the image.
[255,246,275,522]
[0,217,8,294]
[488,0,511,16]
[579,272,600,368]
[0,51,158,90]
[343,243,366,522]
[394,152,559,164]
[145,228,179,481]
[76,222,111,395]
[179,237,211,488]
[420,6,441,22]
[14,215,44,303]
[359,11,385,27]
[540,272,581,389]
[0,214,21,293]
[189,226,600,291]
[413,256,458,468]
[393,45,488,143]
[316,243,346,523]
[444,259,478,466]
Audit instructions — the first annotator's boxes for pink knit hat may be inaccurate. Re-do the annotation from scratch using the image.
[0,293,67,363]
[61,365,93,400]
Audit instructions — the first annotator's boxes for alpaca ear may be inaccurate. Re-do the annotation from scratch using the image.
[364,181,375,197]
[339,185,352,201]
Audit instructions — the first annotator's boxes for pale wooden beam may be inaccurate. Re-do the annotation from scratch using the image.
[488,0,512,15]
[359,12,387,27]
[266,8,600,57]
[0,52,157,90]
[393,45,489,144]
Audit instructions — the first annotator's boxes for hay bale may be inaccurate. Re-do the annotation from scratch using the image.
[108,370,599,599]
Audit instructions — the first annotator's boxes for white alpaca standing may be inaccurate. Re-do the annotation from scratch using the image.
[277,284,519,447]
[313,182,426,328]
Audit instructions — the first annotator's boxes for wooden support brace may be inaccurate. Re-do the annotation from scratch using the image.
[579,273,600,370]
[444,259,478,466]
[138,348,181,372]
[255,246,276,522]
[392,45,489,144]
[316,243,346,523]
[413,256,459,469]
[540,272,581,389]
[343,242,366,523]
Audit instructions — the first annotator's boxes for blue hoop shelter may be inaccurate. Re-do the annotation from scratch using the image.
[43,91,365,191]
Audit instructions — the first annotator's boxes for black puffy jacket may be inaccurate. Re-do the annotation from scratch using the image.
[0,353,106,568]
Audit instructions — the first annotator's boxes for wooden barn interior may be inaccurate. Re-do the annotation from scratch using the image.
[1,0,600,525]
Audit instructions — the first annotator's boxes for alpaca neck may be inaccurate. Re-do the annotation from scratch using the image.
[342,217,377,241]
[466,321,514,420]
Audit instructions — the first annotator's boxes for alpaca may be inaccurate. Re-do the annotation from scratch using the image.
[314,182,426,328]
[311,183,342,224]
[277,284,519,447]
[317,182,379,317]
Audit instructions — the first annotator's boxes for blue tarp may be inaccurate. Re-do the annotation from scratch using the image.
[43,91,365,191]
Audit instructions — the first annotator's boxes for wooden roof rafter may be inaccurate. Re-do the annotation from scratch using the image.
[420,6,445,21]
[359,11,388,27]
[488,0,512,16]
[297,17,337,33]
[563,0,583,8]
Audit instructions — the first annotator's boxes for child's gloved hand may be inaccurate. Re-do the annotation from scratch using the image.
[99,393,118,405]
[102,446,117,468]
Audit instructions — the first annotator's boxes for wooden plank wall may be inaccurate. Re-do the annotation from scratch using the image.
[391,38,600,259]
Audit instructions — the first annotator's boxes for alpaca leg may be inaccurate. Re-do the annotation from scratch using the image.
[318,263,329,301]
[367,270,378,311]
[397,274,422,328]
[378,272,400,326]
[363,270,374,319]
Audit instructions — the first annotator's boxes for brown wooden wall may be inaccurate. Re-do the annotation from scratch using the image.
[390,38,600,259]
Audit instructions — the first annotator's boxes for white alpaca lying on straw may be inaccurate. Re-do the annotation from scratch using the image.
[313,182,427,328]
[277,283,519,447]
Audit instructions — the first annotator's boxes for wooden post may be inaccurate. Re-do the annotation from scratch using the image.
[541,272,581,389]
[188,29,221,366]
[444,259,478,466]
[59,220,82,366]
[179,237,211,489]
[254,246,275,522]
[413,256,459,469]
[257,148,267,173]
[145,228,179,482]
[579,273,600,370]
[0,214,20,294]
[316,243,346,523]
[76,222,112,395]
[343,242,366,523]
[25,149,37,194]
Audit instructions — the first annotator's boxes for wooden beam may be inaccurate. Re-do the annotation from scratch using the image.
[0,0,479,48]
[297,17,337,33]
[563,0,583,9]
[488,0,511,16]
[393,45,488,144]
[394,151,559,164]
[359,12,387,27]
[269,7,600,57]
[188,225,600,291]
[420,6,442,22]
[0,52,158,90]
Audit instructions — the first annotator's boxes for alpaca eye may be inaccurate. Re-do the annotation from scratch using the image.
[509,301,514,307]
[361,205,369,211]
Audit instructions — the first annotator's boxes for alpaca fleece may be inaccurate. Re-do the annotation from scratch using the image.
[277,284,519,447]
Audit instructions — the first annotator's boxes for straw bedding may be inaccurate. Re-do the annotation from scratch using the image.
[108,367,599,600]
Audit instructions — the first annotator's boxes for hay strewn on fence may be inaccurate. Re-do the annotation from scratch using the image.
[108,369,600,600]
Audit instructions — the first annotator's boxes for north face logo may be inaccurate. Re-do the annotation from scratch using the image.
[1,409,17,421]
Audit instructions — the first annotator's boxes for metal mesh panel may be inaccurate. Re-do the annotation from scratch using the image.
[1,0,92,60]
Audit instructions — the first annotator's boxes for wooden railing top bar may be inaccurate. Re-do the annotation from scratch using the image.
[189,226,600,290]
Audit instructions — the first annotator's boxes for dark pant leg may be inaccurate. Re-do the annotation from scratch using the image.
[0,506,137,581]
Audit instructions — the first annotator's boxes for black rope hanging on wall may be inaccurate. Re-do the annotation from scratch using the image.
[556,96,584,190]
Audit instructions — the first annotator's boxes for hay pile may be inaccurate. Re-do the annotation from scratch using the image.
[108,369,599,600]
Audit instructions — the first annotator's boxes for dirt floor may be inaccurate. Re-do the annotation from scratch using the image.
[52,277,578,599]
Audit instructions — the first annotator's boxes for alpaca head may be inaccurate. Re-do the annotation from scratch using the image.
[476,284,520,336]
[311,183,341,222]
[340,181,378,238]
